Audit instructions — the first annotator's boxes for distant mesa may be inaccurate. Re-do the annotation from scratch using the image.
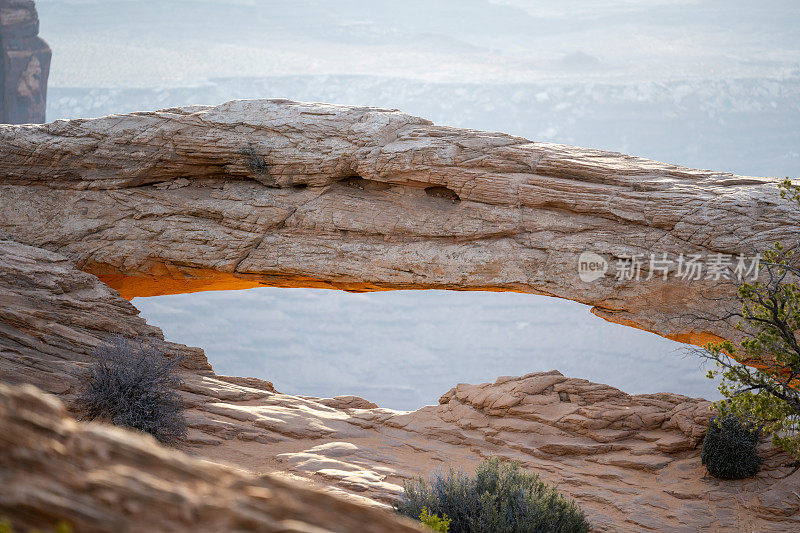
[0,0,50,124]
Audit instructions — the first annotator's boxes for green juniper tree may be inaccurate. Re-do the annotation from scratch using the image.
[700,178,800,467]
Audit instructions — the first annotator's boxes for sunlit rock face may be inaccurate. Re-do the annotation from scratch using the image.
[0,99,796,344]
[0,0,50,124]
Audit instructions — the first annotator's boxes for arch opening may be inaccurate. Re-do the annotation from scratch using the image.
[132,286,722,411]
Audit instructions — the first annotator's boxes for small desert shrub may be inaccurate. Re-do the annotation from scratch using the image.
[701,416,763,479]
[77,335,186,445]
[239,143,269,175]
[395,457,590,533]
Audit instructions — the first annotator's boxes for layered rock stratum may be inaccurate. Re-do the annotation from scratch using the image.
[1,100,799,531]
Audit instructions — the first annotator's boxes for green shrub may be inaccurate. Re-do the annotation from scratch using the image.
[701,416,763,479]
[76,335,186,445]
[395,457,590,533]
[420,507,451,532]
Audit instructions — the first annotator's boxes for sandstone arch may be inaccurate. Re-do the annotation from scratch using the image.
[3,101,800,530]
[1,99,797,344]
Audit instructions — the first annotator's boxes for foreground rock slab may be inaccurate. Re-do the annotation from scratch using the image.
[1,240,798,531]
[2,99,797,343]
[0,382,423,533]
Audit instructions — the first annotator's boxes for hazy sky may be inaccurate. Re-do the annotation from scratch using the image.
[39,0,800,87]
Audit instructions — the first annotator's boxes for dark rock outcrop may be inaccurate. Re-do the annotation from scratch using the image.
[0,0,50,124]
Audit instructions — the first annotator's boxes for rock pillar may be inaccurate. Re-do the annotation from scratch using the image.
[0,0,50,124]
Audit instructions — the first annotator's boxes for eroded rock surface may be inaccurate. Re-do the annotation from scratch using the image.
[1,240,798,531]
[0,382,423,533]
[1,99,798,343]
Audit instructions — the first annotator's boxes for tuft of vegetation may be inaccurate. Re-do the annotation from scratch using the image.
[420,507,451,532]
[701,416,763,479]
[239,143,269,175]
[76,335,186,445]
[699,178,800,465]
[395,457,590,533]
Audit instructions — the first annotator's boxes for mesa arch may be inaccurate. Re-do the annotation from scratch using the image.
[3,99,800,531]
[1,99,797,346]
